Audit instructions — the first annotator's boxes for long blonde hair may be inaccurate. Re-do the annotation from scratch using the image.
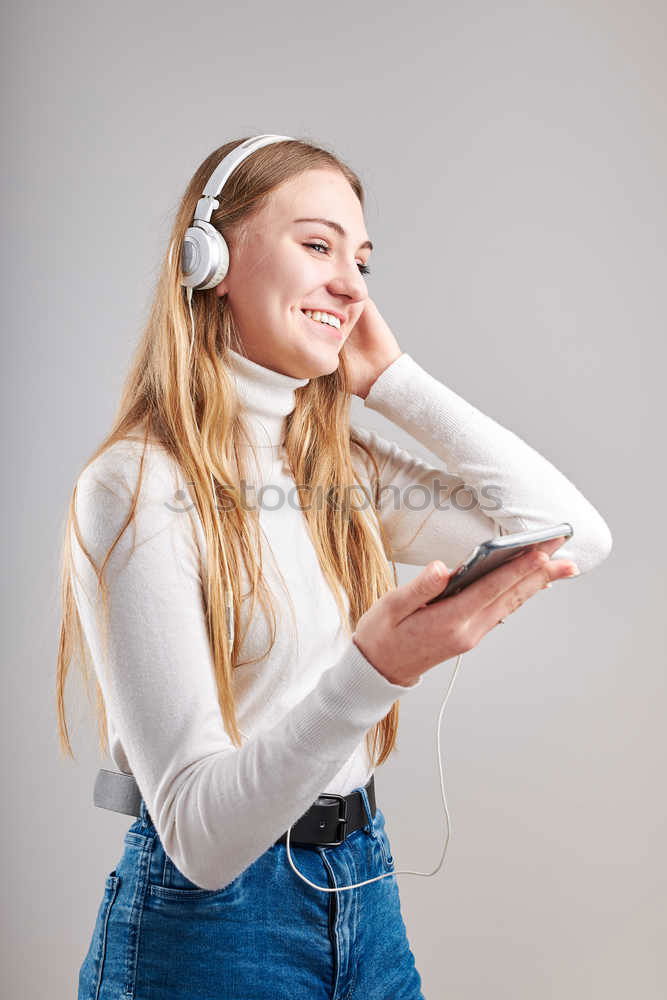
[56,136,403,772]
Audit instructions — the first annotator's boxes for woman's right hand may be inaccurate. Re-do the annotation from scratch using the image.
[352,536,580,687]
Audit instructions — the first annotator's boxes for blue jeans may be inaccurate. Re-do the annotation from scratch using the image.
[77,782,425,999]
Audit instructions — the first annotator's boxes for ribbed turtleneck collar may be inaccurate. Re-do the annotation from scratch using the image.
[227,347,310,449]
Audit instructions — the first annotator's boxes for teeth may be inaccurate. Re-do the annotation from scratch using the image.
[303,309,341,330]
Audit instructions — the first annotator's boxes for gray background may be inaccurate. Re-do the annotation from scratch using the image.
[4,0,665,996]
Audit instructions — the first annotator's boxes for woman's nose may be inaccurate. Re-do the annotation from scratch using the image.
[327,263,367,301]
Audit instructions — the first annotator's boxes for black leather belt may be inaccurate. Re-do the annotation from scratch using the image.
[93,769,376,850]
[274,774,376,848]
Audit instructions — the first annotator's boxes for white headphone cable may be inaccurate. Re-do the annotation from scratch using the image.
[284,650,466,892]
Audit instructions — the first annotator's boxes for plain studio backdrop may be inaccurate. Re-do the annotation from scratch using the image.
[3,1,664,996]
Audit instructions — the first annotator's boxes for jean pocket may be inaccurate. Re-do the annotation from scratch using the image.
[148,854,243,902]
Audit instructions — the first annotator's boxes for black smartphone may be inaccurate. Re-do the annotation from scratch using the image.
[424,522,575,605]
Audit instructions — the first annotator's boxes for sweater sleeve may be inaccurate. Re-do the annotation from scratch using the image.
[351,352,613,575]
[70,441,421,892]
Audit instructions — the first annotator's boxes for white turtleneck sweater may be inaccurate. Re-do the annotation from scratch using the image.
[71,348,612,891]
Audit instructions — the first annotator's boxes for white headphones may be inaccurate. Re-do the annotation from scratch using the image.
[179,134,295,290]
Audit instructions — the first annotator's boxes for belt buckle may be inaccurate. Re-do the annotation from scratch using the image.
[315,793,348,847]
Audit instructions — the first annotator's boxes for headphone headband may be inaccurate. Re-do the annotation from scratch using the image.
[193,134,294,224]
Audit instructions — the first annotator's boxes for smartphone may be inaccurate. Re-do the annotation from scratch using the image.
[424,522,574,605]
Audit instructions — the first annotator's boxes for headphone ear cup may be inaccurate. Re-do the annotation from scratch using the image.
[180,220,230,290]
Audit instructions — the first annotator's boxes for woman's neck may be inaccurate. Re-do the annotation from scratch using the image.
[227,348,310,448]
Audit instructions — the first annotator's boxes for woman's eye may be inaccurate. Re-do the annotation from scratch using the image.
[304,242,371,277]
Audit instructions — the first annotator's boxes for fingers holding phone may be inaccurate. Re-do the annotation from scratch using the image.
[452,544,580,645]
[352,527,580,688]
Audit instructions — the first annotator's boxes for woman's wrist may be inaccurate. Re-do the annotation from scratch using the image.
[352,633,420,688]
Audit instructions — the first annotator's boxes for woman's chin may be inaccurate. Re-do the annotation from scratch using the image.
[293,337,342,378]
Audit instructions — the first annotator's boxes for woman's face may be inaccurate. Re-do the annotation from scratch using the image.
[214,168,373,378]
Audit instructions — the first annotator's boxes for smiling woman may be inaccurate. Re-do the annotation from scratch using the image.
[60,134,431,1000]
[59,133,611,1000]
[211,167,375,377]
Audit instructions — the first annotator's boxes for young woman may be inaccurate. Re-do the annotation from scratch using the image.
[58,135,612,999]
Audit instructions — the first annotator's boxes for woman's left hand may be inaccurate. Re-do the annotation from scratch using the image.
[343,297,403,399]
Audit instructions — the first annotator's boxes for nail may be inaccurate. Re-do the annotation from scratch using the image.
[565,565,580,577]
[543,581,552,589]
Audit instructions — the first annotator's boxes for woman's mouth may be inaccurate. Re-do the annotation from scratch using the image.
[300,309,344,341]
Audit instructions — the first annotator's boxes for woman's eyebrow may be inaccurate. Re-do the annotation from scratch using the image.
[292,217,373,252]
